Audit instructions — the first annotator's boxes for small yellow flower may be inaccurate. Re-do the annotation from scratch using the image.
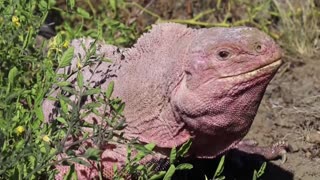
[15,126,25,135]
[12,16,21,27]
[12,16,19,23]
[42,135,51,142]
[62,41,69,48]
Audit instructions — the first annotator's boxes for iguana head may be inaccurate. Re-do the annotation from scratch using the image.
[172,27,282,157]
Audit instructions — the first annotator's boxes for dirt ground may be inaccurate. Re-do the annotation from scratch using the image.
[244,54,320,180]
[127,1,320,180]
[246,54,320,180]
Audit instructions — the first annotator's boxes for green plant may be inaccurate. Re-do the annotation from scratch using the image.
[125,0,320,57]
[205,155,226,180]
[272,0,320,57]
[0,0,139,179]
[54,0,138,46]
[110,139,193,180]
[125,0,280,37]
[0,0,56,178]
[252,162,267,180]
[0,0,192,178]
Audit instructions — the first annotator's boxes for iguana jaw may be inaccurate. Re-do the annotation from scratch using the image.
[220,58,282,81]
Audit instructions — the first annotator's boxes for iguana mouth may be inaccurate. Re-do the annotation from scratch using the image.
[221,59,282,81]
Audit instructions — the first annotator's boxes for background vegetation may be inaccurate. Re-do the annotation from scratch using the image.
[0,0,319,179]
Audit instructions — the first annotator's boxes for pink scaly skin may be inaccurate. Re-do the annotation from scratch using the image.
[43,23,285,179]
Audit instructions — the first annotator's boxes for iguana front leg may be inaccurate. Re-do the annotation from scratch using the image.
[233,139,290,162]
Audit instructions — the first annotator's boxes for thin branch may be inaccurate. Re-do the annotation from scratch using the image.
[161,19,230,27]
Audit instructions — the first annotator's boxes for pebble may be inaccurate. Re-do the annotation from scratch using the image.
[288,143,300,153]
[305,131,320,144]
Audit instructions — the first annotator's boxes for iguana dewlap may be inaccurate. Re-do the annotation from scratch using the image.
[43,23,282,179]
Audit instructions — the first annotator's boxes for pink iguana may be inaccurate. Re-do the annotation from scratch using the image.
[43,23,287,179]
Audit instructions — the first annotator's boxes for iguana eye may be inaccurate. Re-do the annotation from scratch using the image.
[217,50,231,60]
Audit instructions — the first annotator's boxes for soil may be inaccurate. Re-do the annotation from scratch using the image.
[246,54,320,180]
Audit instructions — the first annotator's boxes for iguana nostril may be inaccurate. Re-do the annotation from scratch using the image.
[186,71,192,81]
[254,42,263,53]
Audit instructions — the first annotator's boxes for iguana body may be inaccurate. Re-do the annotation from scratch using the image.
[43,23,284,179]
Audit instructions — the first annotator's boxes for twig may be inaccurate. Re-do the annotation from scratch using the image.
[125,2,161,19]
[193,9,216,21]
[161,19,230,27]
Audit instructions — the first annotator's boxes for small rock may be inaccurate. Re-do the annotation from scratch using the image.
[306,151,312,158]
[305,131,320,144]
[288,143,300,153]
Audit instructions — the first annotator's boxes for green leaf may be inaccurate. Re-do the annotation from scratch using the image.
[131,143,154,162]
[126,145,132,163]
[0,130,4,149]
[59,47,74,68]
[163,165,176,180]
[56,81,71,87]
[101,58,112,63]
[56,117,68,125]
[169,147,177,164]
[83,148,101,161]
[59,98,69,114]
[114,119,126,130]
[115,102,125,114]
[175,163,193,170]
[253,170,257,180]
[136,165,144,170]
[105,81,114,99]
[77,7,91,19]
[177,139,192,158]
[214,155,225,178]
[61,87,77,95]
[23,27,33,49]
[27,155,36,171]
[63,164,77,180]
[39,0,48,11]
[82,102,102,110]
[144,143,156,151]
[113,164,119,177]
[58,95,76,107]
[34,88,45,106]
[35,106,44,121]
[67,0,75,9]
[70,158,92,167]
[8,66,18,86]
[110,0,117,11]
[150,171,166,180]
[83,88,100,96]
[77,71,83,89]
[256,162,267,178]
[15,139,25,150]
[66,150,76,156]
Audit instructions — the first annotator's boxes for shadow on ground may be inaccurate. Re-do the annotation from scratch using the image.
[173,150,294,180]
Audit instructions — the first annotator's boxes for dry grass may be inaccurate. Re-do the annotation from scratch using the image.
[273,0,320,57]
